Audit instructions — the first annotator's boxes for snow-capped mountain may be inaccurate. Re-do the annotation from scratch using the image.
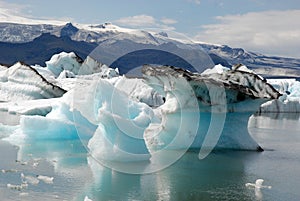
[0,22,300,78]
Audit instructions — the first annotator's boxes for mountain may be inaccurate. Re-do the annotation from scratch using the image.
[0,33,97,66]
[0,22,299,77]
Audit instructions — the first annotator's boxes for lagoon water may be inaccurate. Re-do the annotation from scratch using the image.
[0,113,300,201]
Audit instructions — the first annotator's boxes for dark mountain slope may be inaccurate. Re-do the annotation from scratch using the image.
[0,33,97,66]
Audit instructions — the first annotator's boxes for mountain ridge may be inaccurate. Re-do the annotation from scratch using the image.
[0,22,299,78]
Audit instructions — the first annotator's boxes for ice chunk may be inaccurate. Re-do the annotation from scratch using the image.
[142,65,271,152]
[260,79,300,113]
[7,183,28,191]
[113,76,164,107]
[37,175,54,184]
[84,196,93,201]
[57,70,76,79]
[0,64,8,71]
[79,56,119,78]
[73,79,153,161]
[0,98,54,116]
[246,179,272,201]
[21,173,40,185]
[18,100,96,140]
[0,62,66,101]
[201,64,230,75]
[46,52,82,77]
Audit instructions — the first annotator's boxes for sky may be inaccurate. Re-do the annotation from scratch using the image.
[0,0,300,58]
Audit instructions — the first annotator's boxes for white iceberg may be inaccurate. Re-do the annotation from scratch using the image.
[142,65,279,154]
[0,62,66,101]
[4,57,296,172]
[260,79,300,113]
[74,79,154,162]
[46,52,82,77]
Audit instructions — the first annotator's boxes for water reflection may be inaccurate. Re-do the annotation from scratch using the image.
[11,139,88,172]
[86,151,260,201]
[249,113,300,133]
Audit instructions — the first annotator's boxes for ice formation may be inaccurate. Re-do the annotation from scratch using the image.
[17,95,96,140]
[21,173,40,185]
[0,62,66,101]
[259,79,300,113]
[1,50,300,165]
[142,65,280,152]
[46,52,83,77]
[0,64,8,71]
[79,56,119,77]
[37,175,54,184]
[73,79,154,161]
[84,196,93,201]
[245,179,272,189]
[246,179,272,201]
[45,52,119,79]
[112,76,164,107]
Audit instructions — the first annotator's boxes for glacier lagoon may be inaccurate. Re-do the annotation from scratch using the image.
[1,112,300,200]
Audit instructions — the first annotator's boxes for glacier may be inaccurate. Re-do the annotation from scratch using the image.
[1,51,300,170]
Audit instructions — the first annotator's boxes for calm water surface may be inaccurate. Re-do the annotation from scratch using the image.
[0,113,300,201]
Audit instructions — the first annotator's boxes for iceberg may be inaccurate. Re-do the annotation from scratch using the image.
[3,52,291,173]
[0,62,66,101]
[46,52,83,77]
[73,79,154,162]
[79,56,119,78]
[259,79,300,113]
[0,64,8,71]
[45,52,119,79]
[142,65,280,155]
[18,96,96,140]
[112,76,164,107]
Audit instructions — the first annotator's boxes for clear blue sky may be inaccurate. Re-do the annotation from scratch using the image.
[1,0,300,58]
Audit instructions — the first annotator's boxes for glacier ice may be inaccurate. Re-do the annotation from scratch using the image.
[46,52,83,77]
[142,65,279,152]
[0,64,8,71]
[259,79,300,113]
[0,62,66,101]
[112,76,164,107]
[46,52,119,78]
[79,56,119,77]
[0,52,120,102]
[6,94,96,141]
[2,53,300,169]
[73,79,154,161]
[246,179,272,201]
[36,175,54,184]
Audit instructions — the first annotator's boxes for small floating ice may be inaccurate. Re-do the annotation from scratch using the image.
[7,183,28,191]
[2,169,18,173]
[21,173,40,185]
[15,160,28,165]
[37,175,54,184]
[84,196,93,201]
[245,179,272,189]
[32,162,39,168]
[246,179,272,201]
